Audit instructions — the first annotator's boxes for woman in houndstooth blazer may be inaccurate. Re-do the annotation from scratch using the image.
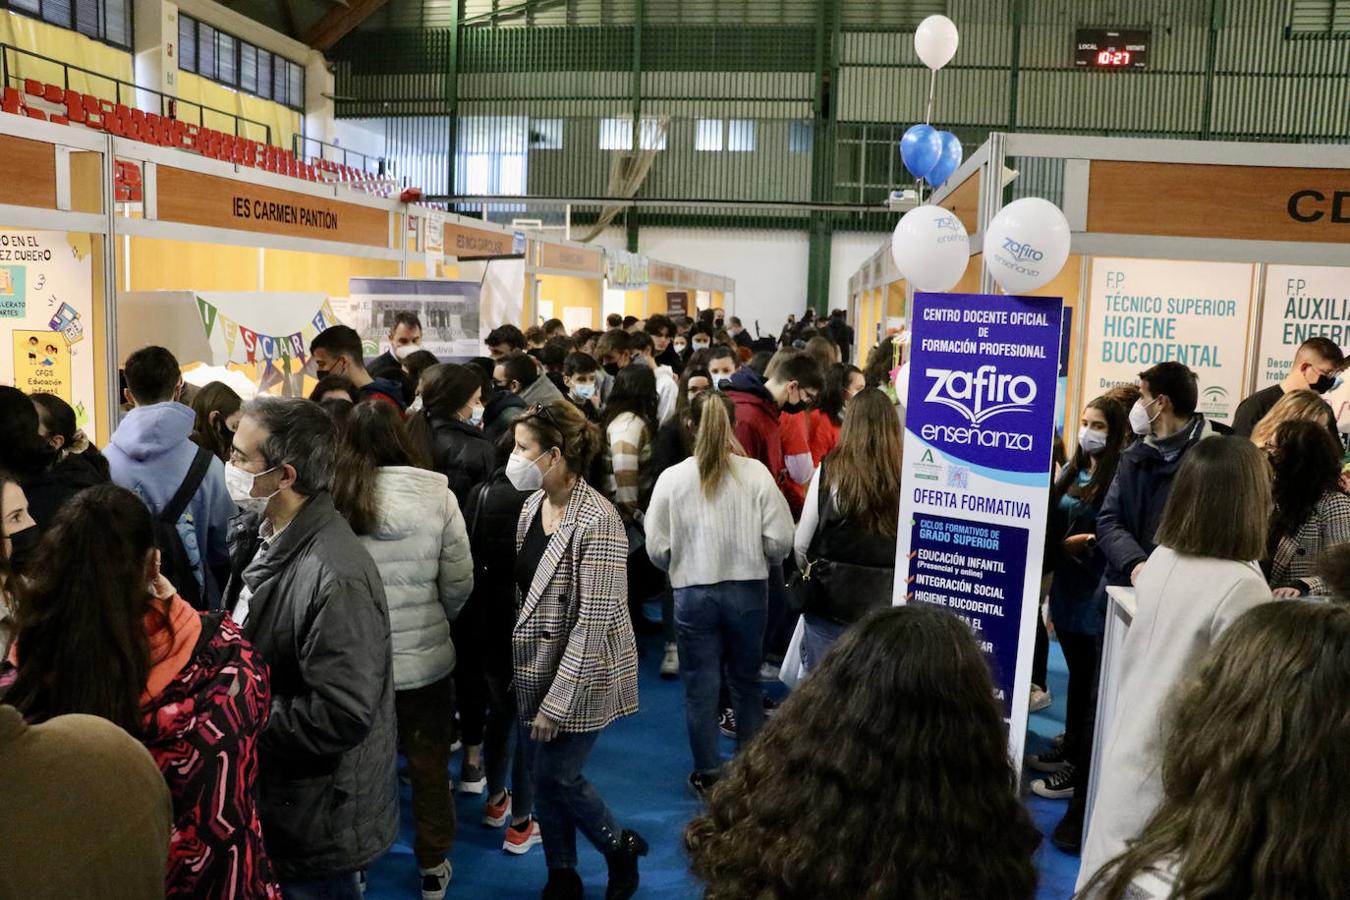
[507,400,645,900]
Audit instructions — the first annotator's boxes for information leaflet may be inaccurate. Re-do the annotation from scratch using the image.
[894,292,1063,764]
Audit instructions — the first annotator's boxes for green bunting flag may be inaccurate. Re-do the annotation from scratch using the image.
[195,296,218,338]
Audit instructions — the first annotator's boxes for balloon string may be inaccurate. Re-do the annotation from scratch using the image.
[925,69,937,124]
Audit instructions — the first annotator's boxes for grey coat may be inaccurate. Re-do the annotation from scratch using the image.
[224,493,398,881]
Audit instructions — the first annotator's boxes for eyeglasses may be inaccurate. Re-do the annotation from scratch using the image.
[521,402,566,453]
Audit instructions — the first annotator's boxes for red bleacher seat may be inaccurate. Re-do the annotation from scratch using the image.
[23,79,42,97]
[24,108,47,121]
[83,94,99,114]
[50,115,68,126]
[44,83,63,103]
[64,100,85,124]
[3,87,20,115]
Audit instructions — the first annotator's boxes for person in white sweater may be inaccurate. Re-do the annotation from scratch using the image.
[1078,436,1274,890]
[645,391,794,797]
[330,401,473,900]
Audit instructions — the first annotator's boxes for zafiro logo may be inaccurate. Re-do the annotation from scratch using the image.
[1001,237,1044,263]
[924,365,1038,426]
[935,215,962,232]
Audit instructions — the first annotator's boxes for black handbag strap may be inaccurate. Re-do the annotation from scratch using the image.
[163,446,213,525]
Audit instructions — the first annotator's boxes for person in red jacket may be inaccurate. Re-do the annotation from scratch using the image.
[808,364,865,465]
[1,484,279,899]
[723,353,824,521]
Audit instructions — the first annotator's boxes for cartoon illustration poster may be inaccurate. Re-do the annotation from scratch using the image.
[0,231,95,437]
[13,329,72,400]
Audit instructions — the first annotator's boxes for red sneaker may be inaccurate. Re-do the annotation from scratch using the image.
[503,817,542,855]
[483,792,512,828]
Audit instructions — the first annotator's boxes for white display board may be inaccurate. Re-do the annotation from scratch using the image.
[0,231,97,439]
[1084,258,1256,425]
[349,277,482,360]
[1256,265,1350,390]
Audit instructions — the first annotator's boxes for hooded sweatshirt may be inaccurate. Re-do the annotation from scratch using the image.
[724,368,811,519]
[357,466,474,690]
[106,402,235,604]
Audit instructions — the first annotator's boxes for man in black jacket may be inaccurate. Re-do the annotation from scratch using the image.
[224,397,398,897]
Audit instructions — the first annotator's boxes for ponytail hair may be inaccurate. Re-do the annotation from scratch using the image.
[693,391,742,497]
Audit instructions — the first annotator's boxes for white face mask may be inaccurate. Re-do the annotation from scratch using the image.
[573,382,597,400]
[409,395,424,413]
[225,461,279,514]
[673,342,687,354]
[468,404,484,426]
[393,342,423,361]
[506,449,556,492]
[1129,398,1159,437]
[692,340,710,351]
[1078,426,1108,456]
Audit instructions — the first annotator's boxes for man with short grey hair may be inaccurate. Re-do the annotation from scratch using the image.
[223,396,397,898]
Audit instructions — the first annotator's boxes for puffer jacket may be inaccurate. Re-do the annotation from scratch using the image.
[223,493,397,881]
[427,415,497,510]
[359,466,473,691]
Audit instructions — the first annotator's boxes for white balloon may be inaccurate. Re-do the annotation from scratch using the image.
[894,361,911,409]
[914,15,959,70]
[890,204,970,293]
[982,197,1072,294]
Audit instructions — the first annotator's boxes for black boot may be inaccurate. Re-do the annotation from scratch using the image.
[542,867,583,900]
[605,830,649,900]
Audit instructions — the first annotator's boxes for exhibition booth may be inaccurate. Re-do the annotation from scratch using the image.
[851,131,1350,436]
[0,103,735,436]
[602,253,735,327]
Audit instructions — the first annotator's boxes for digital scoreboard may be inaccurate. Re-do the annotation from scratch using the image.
[1075,29,1150,70]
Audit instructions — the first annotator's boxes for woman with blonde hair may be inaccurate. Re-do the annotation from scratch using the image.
[645,391,795,798]
[1082,601,1350,899]
[1248,387,1334,450]
[793,388,904,668]
[1079,436,1274,886]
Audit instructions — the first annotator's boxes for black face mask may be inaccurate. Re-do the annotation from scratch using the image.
[603,362,621,377]
[7,524,40,576]
[1313,373,1336,395]
[781,400,808,415]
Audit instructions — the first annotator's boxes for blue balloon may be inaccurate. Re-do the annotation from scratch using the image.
[899,124,943,181]
[925,131,964,188]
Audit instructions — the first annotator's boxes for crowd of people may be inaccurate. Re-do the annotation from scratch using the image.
[1,305,1349,900]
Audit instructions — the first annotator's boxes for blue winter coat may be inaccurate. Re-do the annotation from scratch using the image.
[1096,416,1219,590]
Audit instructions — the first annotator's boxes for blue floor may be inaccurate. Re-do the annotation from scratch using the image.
[367,624,1081,899]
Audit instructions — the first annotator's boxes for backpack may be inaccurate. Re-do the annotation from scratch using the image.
[153,446,215,611]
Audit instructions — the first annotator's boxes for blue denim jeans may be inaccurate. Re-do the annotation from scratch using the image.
[800,614,848,673]
[484,671,534,823]
[674,579,768,775]
[525,729,621,870]
[280,873,362,900]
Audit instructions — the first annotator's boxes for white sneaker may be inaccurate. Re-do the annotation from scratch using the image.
[660,642,679,679]
[759,661,781,682]
[420,860,452,900]
[1028,685,1052,713]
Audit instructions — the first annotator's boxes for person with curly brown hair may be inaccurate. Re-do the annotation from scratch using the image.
[685,604,1041,900]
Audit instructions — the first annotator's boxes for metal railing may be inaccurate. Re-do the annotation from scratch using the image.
[292,134,388,176]
[0,43,273,144]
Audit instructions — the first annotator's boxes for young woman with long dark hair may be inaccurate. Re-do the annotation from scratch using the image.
[1265,418,1350,597]
[686,605,1041,899]
[1027,396,1129,808]
[188,382,243,462]
[413,363,496,508]
[1079,436,1274,884]
[0,469,37,649]
[807,363,864,464]
[793,388,903,668]
[330,401,472,899]
[0,484,278,899]
[645,391,794,796]
[599,364,660,520]
[1082,601,1350,899]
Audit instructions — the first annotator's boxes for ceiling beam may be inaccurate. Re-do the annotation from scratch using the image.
[302,0,388,51]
